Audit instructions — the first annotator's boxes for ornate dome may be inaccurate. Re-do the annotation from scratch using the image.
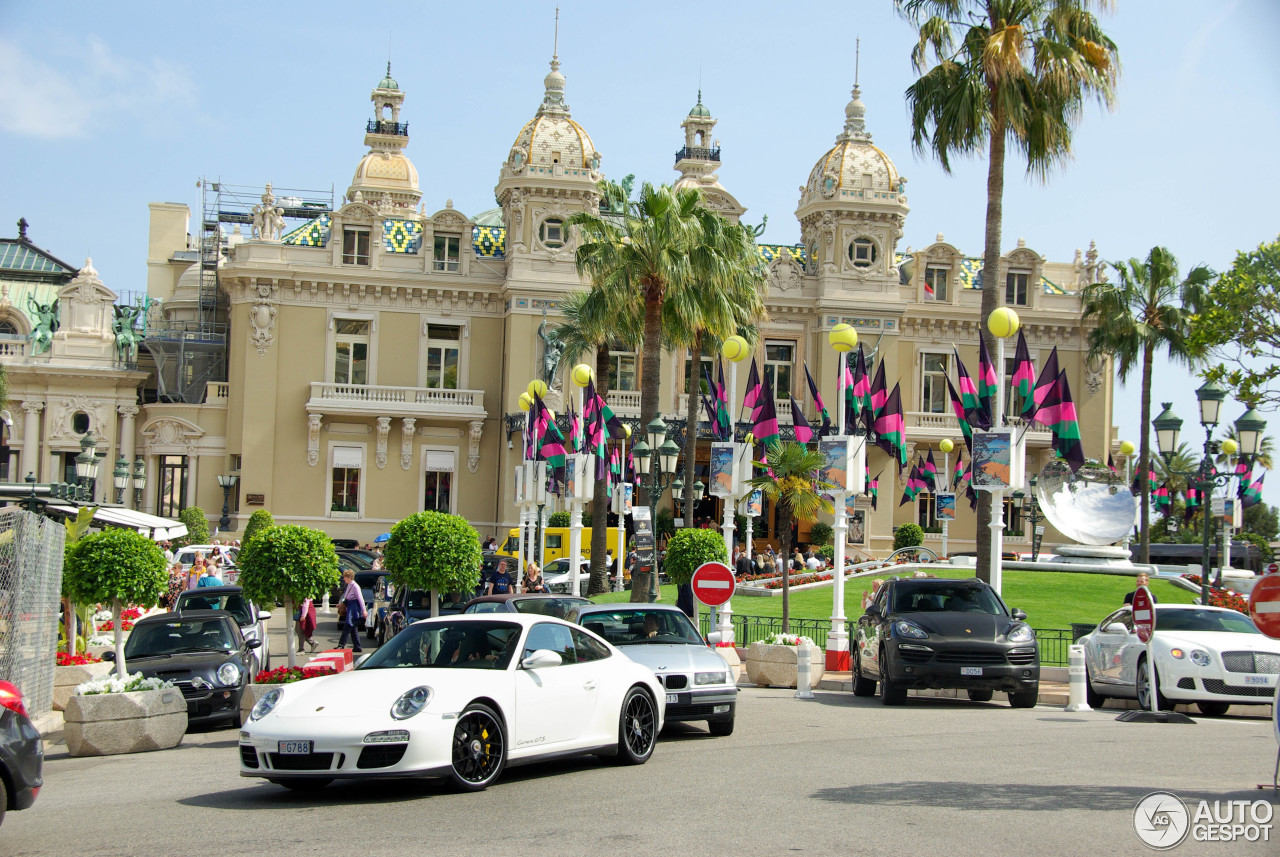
[688,90,711,119]
[377,62,398,92]
[346,67,421,208]
[800,85,901,209]
[505,57,601,174]
[350,151,420,200]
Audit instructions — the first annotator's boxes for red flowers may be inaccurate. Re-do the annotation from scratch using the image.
[97,620,134,632]
[120,608,143,621]
[1180,574,1250,616]
[254,665,337,684]
[763,573,833,590]
[56,652,102,666]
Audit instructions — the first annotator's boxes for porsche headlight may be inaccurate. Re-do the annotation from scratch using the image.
[893,620,929,639]
[1190,649,1211,667]
[695,671,727,686]
[250,688,282,721]
[217,662,241,686]
[390,686,433,720]
[1006,623,1034,643]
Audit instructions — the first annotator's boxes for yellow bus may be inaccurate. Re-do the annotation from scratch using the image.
[497,527,622,564]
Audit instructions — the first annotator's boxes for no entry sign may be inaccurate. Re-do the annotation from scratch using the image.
[691,561,735,607]
[1248,574,1280,640]
[1132,586,1155,643]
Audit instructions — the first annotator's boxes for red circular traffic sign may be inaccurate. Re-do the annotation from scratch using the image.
[1249,574,1280,639]
[691,561,735,607]
[1268,562,1278,574]
[1131,586,1155,643]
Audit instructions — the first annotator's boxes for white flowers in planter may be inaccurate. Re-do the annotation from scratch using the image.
[761,633,816,647]
[74,672,175,696]
[87,634,116,647]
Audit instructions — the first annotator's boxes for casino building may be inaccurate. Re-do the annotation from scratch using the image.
[4,54,1121,556]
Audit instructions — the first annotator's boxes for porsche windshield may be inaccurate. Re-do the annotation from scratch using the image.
[891,582,1005,616]
[360,620,522,669]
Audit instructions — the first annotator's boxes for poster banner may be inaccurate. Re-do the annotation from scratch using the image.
[747,489,763,517]
[710,442,737,497]
[849,509,866,545]
[819,437,850,492]
[936,492,957,521]
[971,430,1013,491]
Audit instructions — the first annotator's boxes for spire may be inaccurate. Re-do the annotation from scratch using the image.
[538,7,570,116]
[838,38,871,143]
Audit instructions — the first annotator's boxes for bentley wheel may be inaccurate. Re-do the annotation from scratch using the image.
[1136,658,1174,711]
[1197,701,1230,717]
[615,686,656,764]
[1085,676,1105,709]
[271,778,332,791]
[449,704,506,791]
[852,649,876,697]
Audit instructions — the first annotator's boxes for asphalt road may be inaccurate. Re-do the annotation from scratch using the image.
[5,609,1277,856]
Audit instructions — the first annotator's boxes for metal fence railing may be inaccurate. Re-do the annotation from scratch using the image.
[699,612,1075,668]
[0,507,66,715]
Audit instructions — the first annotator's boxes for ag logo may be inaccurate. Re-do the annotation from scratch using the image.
[1134,791,1190,849]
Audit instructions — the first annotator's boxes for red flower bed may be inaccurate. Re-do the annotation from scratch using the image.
[97,620,134,632]
[254,665,337,685]
[56,652,102,666]
[763,573,833,590]
[120,607,143,621]
[1180,574,1250,616]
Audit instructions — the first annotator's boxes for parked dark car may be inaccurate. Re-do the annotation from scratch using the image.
[0,680,42,827]
[853,577,1040,707]
[172,585,273,674]
[110,611,261,728]
[374,585,470,646]
[337,549,381,570]
[462,593,591,619]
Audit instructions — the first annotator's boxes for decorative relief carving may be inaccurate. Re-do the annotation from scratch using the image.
[375,417,391,469]
[400,418,416,470]
[431,208,468,233]
[1085,358,1105,396]
[140,416,205,455]
[767,255,803,293]
[250,281,278,356]
[468,420,484,473]
[307,414,323,466]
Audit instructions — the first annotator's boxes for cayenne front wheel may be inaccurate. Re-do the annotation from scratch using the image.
[878,650,906,705]
[449,704,506,791]
[852,648,876,697]
[1008,687,1038,708]
[966,689,993,702]
[615,686,656,764]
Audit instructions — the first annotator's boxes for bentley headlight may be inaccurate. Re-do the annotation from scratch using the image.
[695,671,727,686]
[250,688,282,721]
[217,662,241,686]
[893,620,929,640]
[391,686,433,720]
[1006,623,1034,643]
[1190,649,1211,667]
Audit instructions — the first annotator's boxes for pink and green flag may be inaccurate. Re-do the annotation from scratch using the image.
[977,333,999,424]
[751,379,781,450]
[921,449,939,491]
[953,349,991,431]
[900,464,927,506]
[1243,472,1265,508]
[791,398,814,444]
[873,383,908,467]
[1011,330,1036,417]
[804,363,830,435]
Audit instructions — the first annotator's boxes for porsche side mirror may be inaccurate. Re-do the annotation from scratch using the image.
[1011,608,1027,621]
[520,649,562,669]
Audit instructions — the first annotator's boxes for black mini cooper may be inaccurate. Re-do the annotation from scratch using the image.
[854,577,1040,707]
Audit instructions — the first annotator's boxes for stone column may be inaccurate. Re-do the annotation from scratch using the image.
[21,402,42,481]
[142,454,158,513]
[118,406,138,508]
[185,446,199,510]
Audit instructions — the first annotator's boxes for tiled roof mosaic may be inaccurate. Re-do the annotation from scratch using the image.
[0,240,74,275]
[473,225,505,259]
[281,214,331,247]
[1041,276,1067,295]
[757,244,806,265]
[383,219,422,253]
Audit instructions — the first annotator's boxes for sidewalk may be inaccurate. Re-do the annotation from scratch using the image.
[809,672,1071,705]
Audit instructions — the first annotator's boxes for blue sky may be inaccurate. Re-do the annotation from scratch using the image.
[2,1,1278,499]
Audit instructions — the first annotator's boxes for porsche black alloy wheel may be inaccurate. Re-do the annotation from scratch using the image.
[616,686,656,764]
[852,648,876,697]
[450,704,506,791]
[878,649,906,705]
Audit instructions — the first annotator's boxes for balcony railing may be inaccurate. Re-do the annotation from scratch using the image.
[676,393,800,425]
[907,411,1051,438]
[308,382,484,418]
[367,119,409,136]
[674,146,721,164]
[606,390,643,416]
[205,381,230,403]
[0,336,28,358]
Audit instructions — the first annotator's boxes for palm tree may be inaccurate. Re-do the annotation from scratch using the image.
[899,0,1119,583]
[746,443,834,631]
[552,288,641,595]
[1153,442,1198,496]
[1081,246,1212,564]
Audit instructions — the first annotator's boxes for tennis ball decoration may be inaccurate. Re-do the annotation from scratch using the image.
[987,307,1021,339]
[527,379,548,399]
[721,335,750,363]
[939,439,954,454]
[518,392,533,411]
[1119,439,1135,456]
[571,364,594,387]
[828,323,858,353]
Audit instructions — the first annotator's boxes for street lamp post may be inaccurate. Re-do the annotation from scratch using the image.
[112,455,130,505]
[986,309,1022,596]
[1152,381,1265,607]
[1023,475,1044,563]
[938,438,954,558]
[74,432,101,502]
[216,473,239,531]
[632,417,680,602]
[132,456,147,511]
[1118,439,1136,554]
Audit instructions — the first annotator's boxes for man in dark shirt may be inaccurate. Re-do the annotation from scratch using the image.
[1123,572,1158,605]
[486,559,514,595]
[735,545,754,578]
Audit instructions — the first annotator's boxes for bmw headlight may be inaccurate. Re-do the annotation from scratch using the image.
[1190,649,1211,667]
[1006,623,1034,643]
[893,620,929,639]
[390,686,433,720]
[250,688,282,721]
[217,662,241,686]
[695,671,727,686]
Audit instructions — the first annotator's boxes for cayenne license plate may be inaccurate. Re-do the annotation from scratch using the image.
[1244,675,1270,685]
[961,667,983,676]
[278,740,312,754]
[666,693,679,704]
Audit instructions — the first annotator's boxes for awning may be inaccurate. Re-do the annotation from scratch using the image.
[48,505,189,541]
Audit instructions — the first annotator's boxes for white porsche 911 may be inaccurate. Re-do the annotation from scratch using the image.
[239,614,664,791]
[1079,604,1280,715]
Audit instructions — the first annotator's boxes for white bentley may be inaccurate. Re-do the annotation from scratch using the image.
[239,614,664,791]
[1079,604,1280,715]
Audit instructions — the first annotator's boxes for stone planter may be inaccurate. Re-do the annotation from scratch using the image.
[716,646,743,682]
[744,642,825,689]
[52,661,114,711]
[63,688,187,756]
[240,683,285,724]
[87,645,114,660]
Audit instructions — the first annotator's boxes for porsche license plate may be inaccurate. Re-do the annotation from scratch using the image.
[1244,675,1270,686]
[666,693,679,704]
[960,667,983,676]
[278,740,312,755]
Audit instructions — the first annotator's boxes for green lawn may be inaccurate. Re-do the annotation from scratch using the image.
[592,570,1196,631]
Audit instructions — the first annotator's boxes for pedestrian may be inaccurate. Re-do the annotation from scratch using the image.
[197,560,222,587]
[775,551,785,576]
[162,562,185,609]
[523,561,549,594]
[295,596,318,654]
[1123,572,1158,605]
[805,550,821,570]
[483,536,497,551]
[186,551,206,589]
[735,545,753,578]
[861,578,884,611]
[337,569,365,652]
[791,550,805,572]
[486,559,514,595]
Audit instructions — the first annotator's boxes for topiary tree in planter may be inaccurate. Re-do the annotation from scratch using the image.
[383,511,482,618]
[174,506,210,549]
[63,528,167,676]
[662,529,728,619]
[238,525,340,667]
[61,507,97,655]
[894,522,925,552]
[547,510,572,527]
[242,509,275,547]
[808,522,834,547]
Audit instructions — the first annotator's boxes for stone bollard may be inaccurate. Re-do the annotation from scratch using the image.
[795,645,814,700]
[1064,644,1092,712]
